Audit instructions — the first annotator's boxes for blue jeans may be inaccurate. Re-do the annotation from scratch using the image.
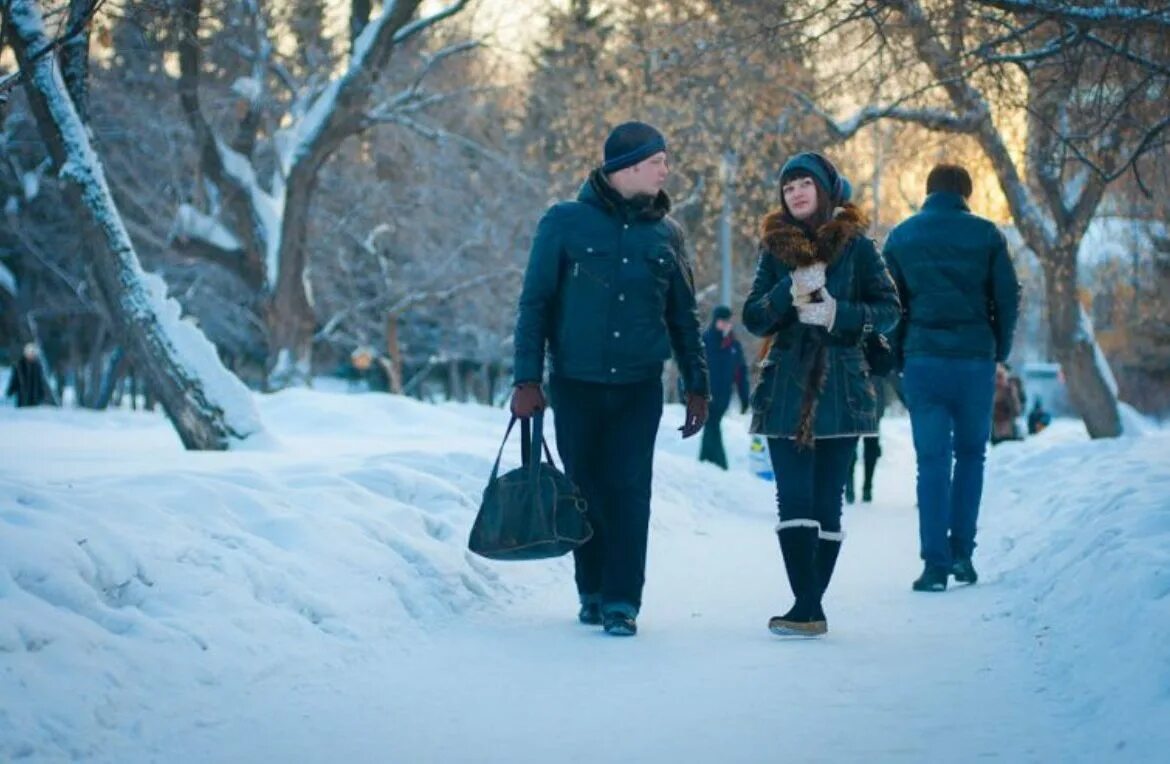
[901,356,996,567]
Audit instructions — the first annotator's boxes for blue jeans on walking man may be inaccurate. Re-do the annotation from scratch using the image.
[901,356,996,568]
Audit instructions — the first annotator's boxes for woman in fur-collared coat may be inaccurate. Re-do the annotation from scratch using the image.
[742,152,900,637]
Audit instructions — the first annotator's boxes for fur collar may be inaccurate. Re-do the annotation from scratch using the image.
[760,203,869,269]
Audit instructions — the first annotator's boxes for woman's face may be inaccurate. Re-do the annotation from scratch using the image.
[782,176,819,221]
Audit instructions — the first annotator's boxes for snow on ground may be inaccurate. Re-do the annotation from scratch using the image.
[1,390,1167,762]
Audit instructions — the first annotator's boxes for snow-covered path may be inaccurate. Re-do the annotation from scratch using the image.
[3,390,1166,762]
[156,425,1073,763]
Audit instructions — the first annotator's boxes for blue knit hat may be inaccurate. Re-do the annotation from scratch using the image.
[779,152,852,206]
[603,122,667,174]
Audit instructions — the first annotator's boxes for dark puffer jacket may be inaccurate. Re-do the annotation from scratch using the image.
[513,170,709,396]
[882,192,1020,363]
[742,205,900,441]
[703,323,750,413]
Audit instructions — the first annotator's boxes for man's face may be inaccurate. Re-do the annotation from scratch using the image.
[715,319,732,334]
[628,151,670,195]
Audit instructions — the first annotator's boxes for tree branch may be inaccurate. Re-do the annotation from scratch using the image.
[970,0,1170,30]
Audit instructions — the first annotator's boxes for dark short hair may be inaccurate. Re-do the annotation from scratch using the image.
[926,164,973,198]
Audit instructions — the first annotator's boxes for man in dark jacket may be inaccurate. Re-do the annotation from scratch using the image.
[884,164,1020,592]
[6,343,52,407]
[699,305,750,470]
[510,122,710,637]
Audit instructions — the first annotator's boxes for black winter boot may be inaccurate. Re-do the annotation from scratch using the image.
[817,538,843,597]
[578,602,603,625]
[951,557,978,584]
[769,525,827,637]
[912,563,949,592]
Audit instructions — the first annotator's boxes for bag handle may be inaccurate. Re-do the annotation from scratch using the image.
[488,412,559,484]
[523,411,559,472]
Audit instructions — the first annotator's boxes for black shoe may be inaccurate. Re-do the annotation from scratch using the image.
[578,602,603,625]
[951,558,978,584]
[861,486,872,503]
[844,483,855,504]
[602,611,637,636]
[912,564,949,592]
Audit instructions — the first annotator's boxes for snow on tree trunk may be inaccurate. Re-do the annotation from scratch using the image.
[1040,251,1123,438]
[264,165,318,388]
[4,0,263,449]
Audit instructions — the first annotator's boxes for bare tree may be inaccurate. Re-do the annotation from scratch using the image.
[779,0,1170,437]
[3,0,262,448]
[173,0,471,387]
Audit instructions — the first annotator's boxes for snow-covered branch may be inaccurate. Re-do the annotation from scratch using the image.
[0,261,16,296]
[889,0,1057,248]
[393,0,470,44]
[173,203,243,253]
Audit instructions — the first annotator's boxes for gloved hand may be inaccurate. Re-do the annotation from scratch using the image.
[679,393,708,439]
[510,382,546,418]
[797,288,837,329]
[789,263,826,301]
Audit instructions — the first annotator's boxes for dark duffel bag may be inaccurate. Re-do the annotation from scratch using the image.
[468,412,592,561]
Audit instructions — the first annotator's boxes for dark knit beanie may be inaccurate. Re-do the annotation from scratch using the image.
[712,305,733,321]
[779,152,853,206]
[603,122,667,174]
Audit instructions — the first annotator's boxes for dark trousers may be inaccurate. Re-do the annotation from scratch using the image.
[767,437,859,535]
[698,403,729,469]
[902,356,996,567]
[549,376,664,615]
[846,436,882,498]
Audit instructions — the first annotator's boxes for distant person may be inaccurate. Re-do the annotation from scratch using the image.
[511,121,709,637]
[845,378,890,504]
[991,363,1024,445]
[884,164,1020,593]
[742,151,899,637]
[699,305,750,470]
[6,343,51,408]
[1027,396,1052,435]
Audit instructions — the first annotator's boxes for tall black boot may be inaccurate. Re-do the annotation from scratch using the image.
[861,438,880,502]
[844,450,857,504]
[816,536,844,608]
[769,525,826,636]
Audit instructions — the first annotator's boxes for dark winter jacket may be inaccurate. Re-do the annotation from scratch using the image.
[513,170,709,396]
[703,324,750,413]
[6,357,50,407]
[742,205,900,442]
[883,192,1021,364]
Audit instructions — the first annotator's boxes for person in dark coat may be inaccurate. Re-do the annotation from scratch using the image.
[742,152,900,637]
[510,122,710,637]
[845,378,889,503]
[1027,396,1052,435]
[6,343,51,408]
[698,305,750,470]
[883,164,1021,592]
[991,363,1024,444]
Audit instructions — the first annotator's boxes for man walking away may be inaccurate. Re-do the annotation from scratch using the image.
[883,164,1020,592]
[699,305,750,470]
